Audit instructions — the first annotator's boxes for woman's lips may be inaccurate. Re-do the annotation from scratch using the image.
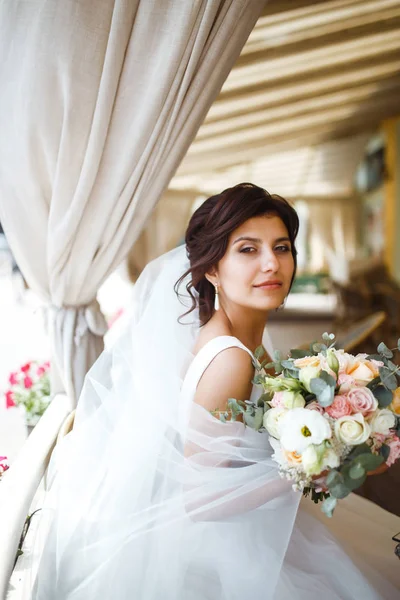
[253,281,282,290]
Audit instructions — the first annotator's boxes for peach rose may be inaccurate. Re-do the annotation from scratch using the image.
[293,355,322,369]
[390,388,400,415]
[347,387,378,417]
[325,395,352,419]
[347,359,381,384]
[282,449,303,465]
[335,350,355,375]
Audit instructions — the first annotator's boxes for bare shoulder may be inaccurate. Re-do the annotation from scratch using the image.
[194,346,254,413]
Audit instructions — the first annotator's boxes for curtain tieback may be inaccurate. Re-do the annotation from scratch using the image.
[44,299,108,346]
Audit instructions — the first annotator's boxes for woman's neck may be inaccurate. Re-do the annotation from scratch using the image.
[211,307,268,352]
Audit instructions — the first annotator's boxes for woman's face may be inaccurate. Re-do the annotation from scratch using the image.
[212,215,295,313]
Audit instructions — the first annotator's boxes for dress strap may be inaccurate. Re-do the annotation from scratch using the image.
[181,335,253,400]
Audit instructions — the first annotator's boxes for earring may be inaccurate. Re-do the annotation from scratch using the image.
[214,285,220,311]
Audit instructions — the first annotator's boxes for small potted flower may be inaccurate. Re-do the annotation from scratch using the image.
[4,361,51,431]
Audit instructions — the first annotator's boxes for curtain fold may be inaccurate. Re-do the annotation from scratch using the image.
[0,0,265,404]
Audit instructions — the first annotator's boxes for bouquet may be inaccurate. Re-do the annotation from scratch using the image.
[4,360,51,426]
[223,334,400,516]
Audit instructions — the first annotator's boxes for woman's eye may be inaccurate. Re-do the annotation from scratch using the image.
[239,247,256,253]
[275,245,290,253]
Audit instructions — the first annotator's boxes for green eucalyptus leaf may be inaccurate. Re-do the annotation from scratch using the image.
[346,443,371,460]
[309,376,335,407]
[281,359,294,368]
[321,496,337,518]
[328,482,351,499]
[398,338,400,351]
[263,362,276,370]
[244,406,264,431]
[356,453,384,471]
[372,385,393,407]
[366,376,381,390]
[254,345,265,360]
[349,463,366,480]
[367,354,383,362]
[379,367,398,390]
[377,342,393,359]
[312,343,327,353]
[325,469,343,487]
[273,349,282,361]
[319,370,337,387]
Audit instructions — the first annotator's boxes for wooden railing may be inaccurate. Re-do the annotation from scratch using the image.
[0,395,71,599]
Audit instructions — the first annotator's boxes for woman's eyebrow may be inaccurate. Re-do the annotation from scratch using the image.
[232,236,291,245]
[232,236,262,245]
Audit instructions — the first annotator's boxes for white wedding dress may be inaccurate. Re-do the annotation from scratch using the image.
[31,246,399,599]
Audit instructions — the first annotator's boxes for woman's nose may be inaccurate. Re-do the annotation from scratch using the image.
[260,249,279,272]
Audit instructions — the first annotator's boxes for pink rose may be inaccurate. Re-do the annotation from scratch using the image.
[23,376,33,389]
[325,395,352,419]
[347,387,378,417]
[5,391,15,408]
[270,392,285,408]
[21,362,32,373]
[8,372,19,385]
[306,401,324,414]
[337,373,356,393]
[386,436,400,467]
[37,366,46,377]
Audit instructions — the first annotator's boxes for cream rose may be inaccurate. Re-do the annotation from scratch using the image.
[263,407,288,439]
[334,413,371,445]
[370,409,396,436]
[282,391,306,409]
[346,387,378,417]
[299,365,321,393]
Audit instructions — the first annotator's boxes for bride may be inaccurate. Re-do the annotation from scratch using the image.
[33,183,397,599]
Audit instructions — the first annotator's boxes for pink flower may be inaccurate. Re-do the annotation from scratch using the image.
[36,366,46,377]
[325,395,352,419]
[270,392,285,408]
[347,387,378,417]
[23,376,33,389]
[21,362,32,373]
[8,372,19,385]
[44,361,50,369]
[386,436,400,467]
[306,401,324,414]
[337,373,356,393]
[5,391,15,408]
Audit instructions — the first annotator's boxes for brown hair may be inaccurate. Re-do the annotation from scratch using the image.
[176,183,299,326]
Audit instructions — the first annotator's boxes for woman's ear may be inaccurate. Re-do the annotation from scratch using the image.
[205,267,218,287]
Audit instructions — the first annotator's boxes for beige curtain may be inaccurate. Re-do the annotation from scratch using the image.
[0,0,264,405]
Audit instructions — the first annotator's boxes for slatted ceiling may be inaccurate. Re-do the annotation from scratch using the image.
[195,78,400,141]
[242,0,400,59]
[222,29,400,93]
[205,59,400,121]
[170,0,400,195]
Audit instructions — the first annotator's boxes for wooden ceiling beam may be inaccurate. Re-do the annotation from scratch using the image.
[206,57,400,121]
[222,29,400,92]
[187,96,400,155]
[241,0,400,62]
[196,77,400,140]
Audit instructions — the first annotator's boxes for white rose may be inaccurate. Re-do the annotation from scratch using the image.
[301,444,339,476]
[299,365,321,393]
[263,407,288,439]
[370,409,396,436]
[279,408,332,453]
[282,391,306,409]
[334,413,371,445]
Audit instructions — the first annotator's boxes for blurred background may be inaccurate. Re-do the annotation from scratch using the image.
[1,0,400,511]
